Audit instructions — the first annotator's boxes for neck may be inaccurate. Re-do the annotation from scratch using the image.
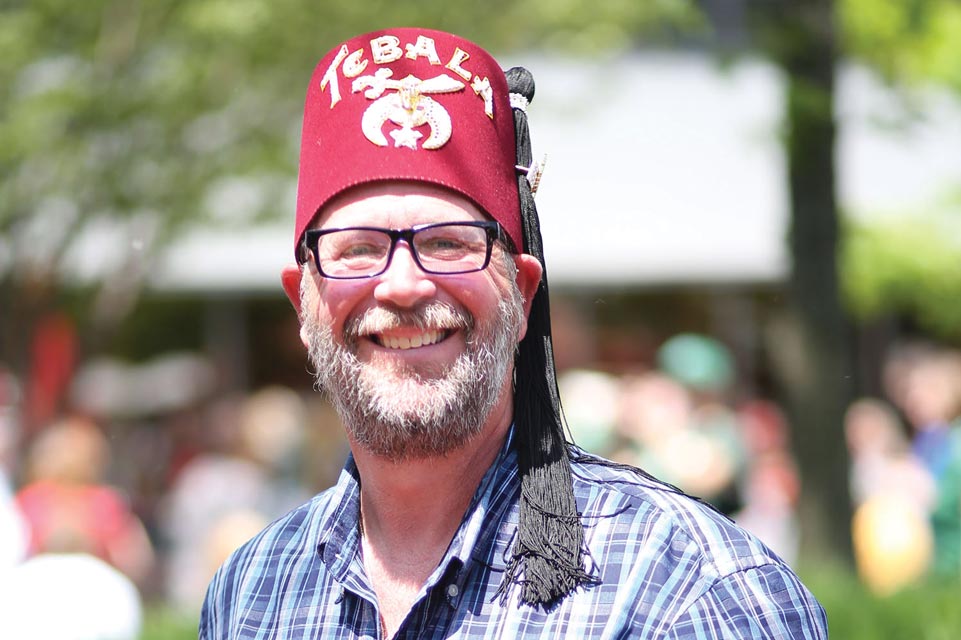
[349,397,513,637]
[351,400,512,556]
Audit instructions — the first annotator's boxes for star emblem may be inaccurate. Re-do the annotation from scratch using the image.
[390,126,423,149]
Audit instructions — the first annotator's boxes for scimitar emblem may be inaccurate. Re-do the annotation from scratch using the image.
[353,70,465,150]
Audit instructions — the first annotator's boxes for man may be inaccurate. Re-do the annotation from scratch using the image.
[201,28,828,638]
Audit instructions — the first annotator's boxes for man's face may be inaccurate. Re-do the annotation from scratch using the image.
[290,182,540,460]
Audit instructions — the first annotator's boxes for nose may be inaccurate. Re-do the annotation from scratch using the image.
[373,242,437,308]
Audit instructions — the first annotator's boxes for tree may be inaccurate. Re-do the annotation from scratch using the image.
[838,0,961,341]
[747,0,855,564]
[746,0,961,563]
[840,0,961,92]
[844,214,961,341]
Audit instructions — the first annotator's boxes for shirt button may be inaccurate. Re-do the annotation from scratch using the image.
[446,584,460,598]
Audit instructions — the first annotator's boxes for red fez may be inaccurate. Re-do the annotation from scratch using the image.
[294,28,522,257]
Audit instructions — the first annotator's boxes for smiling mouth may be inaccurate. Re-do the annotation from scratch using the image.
[372,329,451,350]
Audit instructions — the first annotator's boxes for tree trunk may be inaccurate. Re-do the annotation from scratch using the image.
[763,0,855,564]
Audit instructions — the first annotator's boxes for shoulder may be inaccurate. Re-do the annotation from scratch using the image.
[571,450,775,569]
[568,450,827,638]
[14,481,59,505]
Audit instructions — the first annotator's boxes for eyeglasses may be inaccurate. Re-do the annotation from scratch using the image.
[301,221,504,279]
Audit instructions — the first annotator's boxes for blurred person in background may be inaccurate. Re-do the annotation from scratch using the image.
[556,368,621,457]
[2,413,146,640]
[0,368,28,570]
[160,386,310,611]
[0,551,143,640]
[614,371,736,498]
[889,346,961,579]
[844,397,934,510]
[201,27,825,639]
[14,414,155,587]
[652,333,748,514]
[731,400,802,566]
[844,397,935,594]
[896,346,959,477]
[0,462,27,572]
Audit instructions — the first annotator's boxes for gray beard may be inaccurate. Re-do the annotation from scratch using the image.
[302,282,523,461]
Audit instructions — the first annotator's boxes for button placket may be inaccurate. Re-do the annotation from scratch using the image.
[444,578,463,608]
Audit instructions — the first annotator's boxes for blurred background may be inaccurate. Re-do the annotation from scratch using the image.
[2,0,961,637]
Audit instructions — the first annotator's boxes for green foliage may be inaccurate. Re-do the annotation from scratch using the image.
[840,0,961,92]
[0,0,698,361]
[836,0,961,340]
[841,205,961,340]
[140,606,197,640]
[0,0,697,291]
[803,566,961,639]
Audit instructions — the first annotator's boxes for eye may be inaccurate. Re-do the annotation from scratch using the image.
[341,242,385,259]
[415,225,488,262]
[419,235,470,256]
[317,229,389,265]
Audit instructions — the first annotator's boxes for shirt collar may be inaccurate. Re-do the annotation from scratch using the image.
[317,456,364,586]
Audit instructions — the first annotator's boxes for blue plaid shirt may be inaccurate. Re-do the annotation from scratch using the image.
[201,431,827,639]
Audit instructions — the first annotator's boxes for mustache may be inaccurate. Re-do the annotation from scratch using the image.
[344,302,474,345]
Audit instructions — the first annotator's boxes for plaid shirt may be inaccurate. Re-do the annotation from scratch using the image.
[201,431,827,639]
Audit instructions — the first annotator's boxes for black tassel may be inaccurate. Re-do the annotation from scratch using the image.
[497,67,597,608]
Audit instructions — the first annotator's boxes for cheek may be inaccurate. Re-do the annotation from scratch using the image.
[438,275,505,319]
[312,281,373,337]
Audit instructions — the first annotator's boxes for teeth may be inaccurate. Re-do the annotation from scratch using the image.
[381,330,442,350]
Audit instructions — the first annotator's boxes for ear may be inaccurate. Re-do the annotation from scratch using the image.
[281,263,313,349]
[512,253,543,342]
[280,263,304,316]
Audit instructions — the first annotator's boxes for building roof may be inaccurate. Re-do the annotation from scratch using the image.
[63,52,961,293]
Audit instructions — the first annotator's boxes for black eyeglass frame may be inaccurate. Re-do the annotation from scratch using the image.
[300,220,507,280]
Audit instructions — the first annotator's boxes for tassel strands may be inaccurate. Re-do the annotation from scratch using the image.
[497,66,597,608]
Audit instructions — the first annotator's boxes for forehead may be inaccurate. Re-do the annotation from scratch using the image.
[315,181,490,229]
